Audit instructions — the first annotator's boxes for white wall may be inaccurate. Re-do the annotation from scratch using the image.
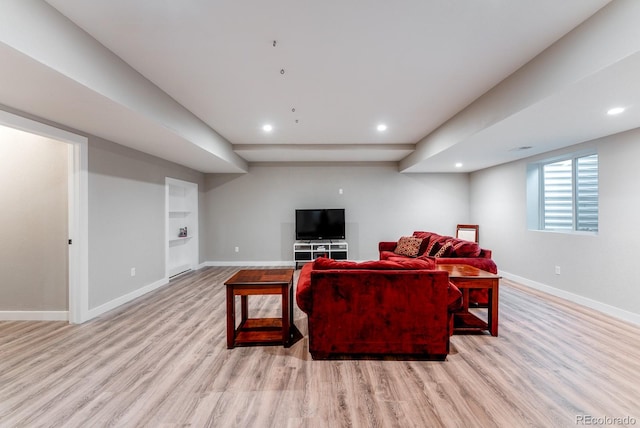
[5,105,637,325]
[0,106,207,321]
[203,164,470,263]
[470,128,640,320]
[87,137,204,310]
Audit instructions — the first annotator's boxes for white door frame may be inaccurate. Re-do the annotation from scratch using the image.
[0,110,89,323]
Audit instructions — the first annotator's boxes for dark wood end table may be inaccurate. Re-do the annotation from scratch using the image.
[225,268,298,348]
[436,264,500,336]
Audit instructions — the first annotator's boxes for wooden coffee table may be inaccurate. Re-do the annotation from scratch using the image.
[436,264,500,336]
[225,268,298,348]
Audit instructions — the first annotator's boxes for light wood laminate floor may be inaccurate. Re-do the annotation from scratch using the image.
[1,267,639,427]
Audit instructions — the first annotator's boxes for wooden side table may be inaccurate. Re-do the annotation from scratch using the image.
[436,264,500,336]
[225,269,298,348]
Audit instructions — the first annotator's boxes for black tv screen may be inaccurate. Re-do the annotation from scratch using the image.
[296,209,345,240]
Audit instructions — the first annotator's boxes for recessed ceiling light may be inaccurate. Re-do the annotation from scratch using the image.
[607,107,625,115]
[262,124,273,132]
[455,162,463,168]
[377,124,387,132]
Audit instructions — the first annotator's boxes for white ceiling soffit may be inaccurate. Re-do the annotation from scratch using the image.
[405,51,640,172]
[0,43,244,173]
[3,0,621,172]
[235,144,414,163]
[0,0,246,173]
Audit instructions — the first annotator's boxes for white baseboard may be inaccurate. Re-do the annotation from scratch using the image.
[500,270,640,327]
[0,311,68,321]
[86,277,169,320]
[12,268,633,328]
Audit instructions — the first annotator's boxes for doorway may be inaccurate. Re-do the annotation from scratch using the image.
[0,110,88,323]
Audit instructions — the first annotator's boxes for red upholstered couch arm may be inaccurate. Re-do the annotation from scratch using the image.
[379,241,397,252]
[296,262,314,314]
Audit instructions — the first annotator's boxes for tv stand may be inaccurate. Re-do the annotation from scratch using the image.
[293,240,348,269]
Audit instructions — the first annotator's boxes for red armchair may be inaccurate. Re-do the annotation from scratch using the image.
[296,258,462,360]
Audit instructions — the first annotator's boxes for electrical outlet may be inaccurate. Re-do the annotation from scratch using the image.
[131,267,136,277]
[555,266,561,275]
[234,246,239,253]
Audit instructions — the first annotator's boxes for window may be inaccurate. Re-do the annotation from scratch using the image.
[527,152,598,233]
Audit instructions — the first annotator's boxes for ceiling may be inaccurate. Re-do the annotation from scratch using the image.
[4,0,639,173]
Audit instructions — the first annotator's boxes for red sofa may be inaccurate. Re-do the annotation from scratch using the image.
[296,257,462,360]
[379,231,497,305]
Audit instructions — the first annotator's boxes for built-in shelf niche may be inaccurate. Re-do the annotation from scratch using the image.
[166,177,198,278]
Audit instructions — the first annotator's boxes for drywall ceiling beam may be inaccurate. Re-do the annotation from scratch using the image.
[0,0,247,173]
[400,0,640,172]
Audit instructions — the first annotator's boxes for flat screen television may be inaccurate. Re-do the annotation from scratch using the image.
[295,209,345,240]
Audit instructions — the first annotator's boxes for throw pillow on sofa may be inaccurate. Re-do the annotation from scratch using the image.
[427,241,453,257]
[425,235,446,255]
[449,239,481,257]
[412,231,435,254]
[393,236,423,257]
[415,230,482,258]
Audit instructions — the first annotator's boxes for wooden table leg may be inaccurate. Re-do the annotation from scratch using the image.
[281,284,290,346]
[489,279,499,336]
[241,295,248,323]
[226,286,235,348]
[461,289,470,311]
[289,279,294,331]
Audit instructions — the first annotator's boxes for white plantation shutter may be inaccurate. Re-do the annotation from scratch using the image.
[576,154,598,232]
[541,154,598,232]
[543,159,573,230]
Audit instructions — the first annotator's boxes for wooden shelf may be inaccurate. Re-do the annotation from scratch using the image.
[454,311,489,333]
[234,318,285,345]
